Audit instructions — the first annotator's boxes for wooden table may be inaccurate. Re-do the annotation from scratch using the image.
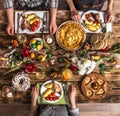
[0,10,120,104]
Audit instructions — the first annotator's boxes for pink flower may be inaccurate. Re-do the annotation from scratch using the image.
[25,63,37,73]
[22,47,30,57]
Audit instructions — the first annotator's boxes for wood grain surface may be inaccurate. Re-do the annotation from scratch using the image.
[0,10,120,104]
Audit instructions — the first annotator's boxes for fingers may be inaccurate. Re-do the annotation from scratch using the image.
[49,24,57,35]
[71,11,81,22]
[6,27,14,35]
[71,84,76,91]
[105,10,115,23]
[32,86,38,92]
[50,27,55,35]
[107,15,115,23]
[72,15,81,22]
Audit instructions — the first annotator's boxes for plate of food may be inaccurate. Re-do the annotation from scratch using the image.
[19,11,42,34]
[81,10,104,33]
[81,72,108,99]
[30,38,43,51]
[40,80,63,103]
[56,21,86,51]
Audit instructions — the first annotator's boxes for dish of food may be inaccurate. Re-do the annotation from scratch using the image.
[81,10,104,32]
[30,38,43,51]
[19,12,42,34]
[2,86,14,98]
[81,72,108,99]
[90,33,108,50]
[56,21,86,51]
[40,80,63,103]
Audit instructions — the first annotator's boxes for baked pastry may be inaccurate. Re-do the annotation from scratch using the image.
[12,72,30,92]
[90,34,108,50]
[81,72,107,99]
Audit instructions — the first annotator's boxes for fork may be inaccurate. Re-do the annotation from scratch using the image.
[40,12,48,33]
[62,82,69,104]
[101,22,107,33]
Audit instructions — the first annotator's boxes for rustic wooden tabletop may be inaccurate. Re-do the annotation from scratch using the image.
[0,10,120,104]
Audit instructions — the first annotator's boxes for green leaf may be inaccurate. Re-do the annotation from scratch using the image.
[3,66,20,76]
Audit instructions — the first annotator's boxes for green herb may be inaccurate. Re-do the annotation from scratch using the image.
[109,43,120,53]
[3,66,20,76]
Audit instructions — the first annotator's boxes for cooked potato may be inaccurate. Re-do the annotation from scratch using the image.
[30,17,40,24]
[84,20,93,25]
[44,83,53,89]
[27,14,36,20]
[42,88,52,98]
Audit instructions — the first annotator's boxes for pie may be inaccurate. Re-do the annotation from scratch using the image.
[56,21,86,51]
[81,72,108,99]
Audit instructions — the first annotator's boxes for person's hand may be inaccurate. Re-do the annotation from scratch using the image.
[6,22,14,35]
[31,87,38,105]
[71,10,81,22]
[104,10,115,23]
[49,21,57,35]
[69,85,77,110]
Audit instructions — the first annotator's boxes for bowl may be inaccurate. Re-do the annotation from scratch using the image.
[30,38,43,51]
[56,21,86,51]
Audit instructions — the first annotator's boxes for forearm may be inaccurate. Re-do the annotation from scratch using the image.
[65,0,76,11]
[70,101,77,110]
[107,0,114,11]
[30,101,38,113]
[50,8,57,22]
[6,8,14,24]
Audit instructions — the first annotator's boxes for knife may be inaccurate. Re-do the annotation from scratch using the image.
[62,82,69,104]
[17,13,20,34]
[40,12,47,33]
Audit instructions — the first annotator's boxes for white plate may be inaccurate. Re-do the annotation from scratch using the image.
[30,38,43,51]
[19,11,42,34]
[40,80,63,103]
[81,10,104,33]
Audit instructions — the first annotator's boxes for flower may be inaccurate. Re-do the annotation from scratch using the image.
[77,58,96,75]
[25,63,37,73]
[22,47,30,57]
[11,40,19,47]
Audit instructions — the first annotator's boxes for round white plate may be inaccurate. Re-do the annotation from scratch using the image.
[19,11,42,34]
[40,80,63,103]
[81,10,104,33]
[30,38,43,51]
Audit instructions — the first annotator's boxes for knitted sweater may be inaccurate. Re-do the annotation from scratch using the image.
[29,105,79,116]
[3,0,58,10]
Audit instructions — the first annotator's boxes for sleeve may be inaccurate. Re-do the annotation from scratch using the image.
[69,108,79,116]
[49,0,58,8]
[3,0,13,9]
